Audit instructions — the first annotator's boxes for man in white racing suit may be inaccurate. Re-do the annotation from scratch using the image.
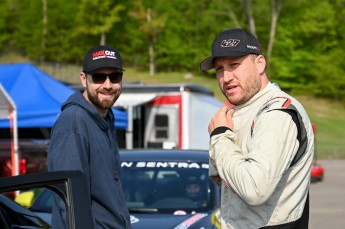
[200,28,314,229]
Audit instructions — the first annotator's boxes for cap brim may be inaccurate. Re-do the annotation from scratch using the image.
[200,56,215,71]
[84,62,124,74]
[200,52,255,71]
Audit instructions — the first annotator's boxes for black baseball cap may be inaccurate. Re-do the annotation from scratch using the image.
[83,45,124,73]
[200,28,262,71]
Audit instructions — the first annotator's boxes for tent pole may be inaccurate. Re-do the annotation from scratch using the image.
[125,106,133,149]
[9,107,19,177]
[9,107,19,197]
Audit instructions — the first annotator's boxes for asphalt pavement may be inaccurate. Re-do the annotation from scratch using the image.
[309,160,345,229]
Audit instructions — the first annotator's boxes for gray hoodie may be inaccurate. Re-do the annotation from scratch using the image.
[48,91,131,229]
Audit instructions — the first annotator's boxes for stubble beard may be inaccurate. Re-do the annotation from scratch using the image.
[223,74,261,106]
[86,87,119,111]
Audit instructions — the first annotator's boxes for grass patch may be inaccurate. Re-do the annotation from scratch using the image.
[296,96,345,159]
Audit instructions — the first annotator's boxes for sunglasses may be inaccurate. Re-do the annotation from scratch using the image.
[89,72,123,84]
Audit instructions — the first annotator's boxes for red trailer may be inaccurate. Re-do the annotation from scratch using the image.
[114,83,223,150]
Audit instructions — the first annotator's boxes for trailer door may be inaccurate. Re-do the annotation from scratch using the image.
[144,105,179,149]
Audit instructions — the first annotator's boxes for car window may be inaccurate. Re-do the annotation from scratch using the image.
[30,188,53,213]
[121,160,213,213]
[0,194,49,228]
[0,171,94,229]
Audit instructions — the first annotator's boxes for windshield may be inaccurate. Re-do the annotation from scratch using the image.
[121,160,214,214]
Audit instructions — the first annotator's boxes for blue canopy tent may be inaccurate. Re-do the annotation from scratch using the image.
[0,63,127,129]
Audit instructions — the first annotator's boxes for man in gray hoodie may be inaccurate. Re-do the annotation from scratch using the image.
[48,45,131,229]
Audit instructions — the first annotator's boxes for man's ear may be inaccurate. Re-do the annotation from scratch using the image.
[80,72,87,88]
[256,55,266,74]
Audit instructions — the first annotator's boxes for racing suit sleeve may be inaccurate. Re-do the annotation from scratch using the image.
[209,110,299,206]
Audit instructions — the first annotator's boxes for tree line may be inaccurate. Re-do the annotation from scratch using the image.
[0,0,344,100]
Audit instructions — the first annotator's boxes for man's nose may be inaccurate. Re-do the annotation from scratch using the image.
[223,70,234,82]
[103,76,112,87]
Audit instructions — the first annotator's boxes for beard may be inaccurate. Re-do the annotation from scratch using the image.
[222,74,261,106]
[85,84,120,111]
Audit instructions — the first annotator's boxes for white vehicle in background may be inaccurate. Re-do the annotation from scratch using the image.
[114,83,223,150]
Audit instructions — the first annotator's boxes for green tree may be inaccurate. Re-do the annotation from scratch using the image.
[128,0,165,76]
[1,0,345,101]
[42,0,81,63]
[14,0,45,61]
[153,0,228,72]
[271,0,345,101]
[74,0,124,45]
[0,0,16,50]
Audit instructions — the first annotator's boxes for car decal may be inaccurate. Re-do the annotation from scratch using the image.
[121,161,209,169]
[211,209,221,229]
[173,210,188,215]
[130,215,139,224]
[174,213,208,229]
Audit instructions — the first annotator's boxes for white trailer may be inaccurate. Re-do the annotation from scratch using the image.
[114,83,223,150]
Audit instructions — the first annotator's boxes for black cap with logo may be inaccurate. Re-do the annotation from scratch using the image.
[200,28,262,71]
[83,45,123,73]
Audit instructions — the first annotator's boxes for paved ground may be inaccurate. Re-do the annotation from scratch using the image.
[309,160,345,229]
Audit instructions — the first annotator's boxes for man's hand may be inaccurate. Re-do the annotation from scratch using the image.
[210,175,222,186]
[208,106,235,134]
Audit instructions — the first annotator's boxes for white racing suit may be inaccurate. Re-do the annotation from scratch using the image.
[209,82,314,229]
